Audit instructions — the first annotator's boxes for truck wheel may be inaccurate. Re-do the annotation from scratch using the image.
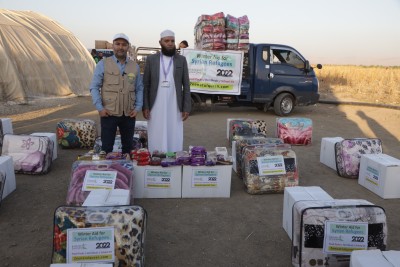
[190,96,196,114]
[274,93,294,116]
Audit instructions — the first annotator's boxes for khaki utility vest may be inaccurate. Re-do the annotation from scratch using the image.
[101,57,138,116]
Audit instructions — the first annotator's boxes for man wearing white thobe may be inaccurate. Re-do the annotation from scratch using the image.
[143,29,191,153]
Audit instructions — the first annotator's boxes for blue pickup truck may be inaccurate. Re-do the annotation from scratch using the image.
[190,43,322,116]
[136,43,322,116]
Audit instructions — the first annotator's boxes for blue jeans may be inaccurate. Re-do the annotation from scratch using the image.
[100,115,136,154]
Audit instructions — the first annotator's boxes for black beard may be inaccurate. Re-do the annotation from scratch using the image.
[161,46,176,57]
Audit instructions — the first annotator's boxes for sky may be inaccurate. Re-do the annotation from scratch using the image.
[1,0,400,66]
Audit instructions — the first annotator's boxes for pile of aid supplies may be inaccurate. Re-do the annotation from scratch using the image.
[131,146,233,167]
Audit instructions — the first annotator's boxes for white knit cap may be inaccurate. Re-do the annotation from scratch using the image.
[160,29,175,39]
[113,33,130,43]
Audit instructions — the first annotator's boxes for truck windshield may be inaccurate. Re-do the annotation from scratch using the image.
[272,49,304,69]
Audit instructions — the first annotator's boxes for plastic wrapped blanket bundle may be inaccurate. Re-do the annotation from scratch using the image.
[66,160,134,206]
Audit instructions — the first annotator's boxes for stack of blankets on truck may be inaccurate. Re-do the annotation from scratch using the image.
[194,12,250,51]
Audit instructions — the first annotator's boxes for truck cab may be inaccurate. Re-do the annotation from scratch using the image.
[219,43,321,115]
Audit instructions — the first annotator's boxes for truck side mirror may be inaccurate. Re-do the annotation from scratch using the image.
[304,60,311,72]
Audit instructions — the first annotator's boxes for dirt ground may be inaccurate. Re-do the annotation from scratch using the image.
[0,96,399,267]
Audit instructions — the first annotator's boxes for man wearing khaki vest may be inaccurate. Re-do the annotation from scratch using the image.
[90,33,143,154]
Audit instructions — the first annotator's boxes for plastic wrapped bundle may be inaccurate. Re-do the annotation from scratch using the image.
[225,14,239,50]
[161,158,177,167]
[176,151,191,165]
[132,148,151,166]
[1,134,53,174]
[276,118,313,145]
[228,118,254,145]
[238,15,250,51]
[52,205,146,266]
[190,146,207,166]
[238,15,250,31]
[57,119,97,149]
[226,14,239,30]
[292,199,387,267]
[194,12,226,50]
[235,137,284,179]
[66,160,134,206]
[242,144,298,194]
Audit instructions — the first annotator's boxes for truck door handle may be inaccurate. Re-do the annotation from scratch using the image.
[268,73,274,79]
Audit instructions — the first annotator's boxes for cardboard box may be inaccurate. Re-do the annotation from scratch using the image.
[0,155,16,199]
[82,189,130,206]
[182,165,232,198]
[1,118,13,135]
[350,249,400,267]
[95,40,108,49]
[133,165,182,198]
[106,42,113,49]
[31,132,57,160]
[320,137,344,170]
[282,186,333,240]
[358,154,400,199]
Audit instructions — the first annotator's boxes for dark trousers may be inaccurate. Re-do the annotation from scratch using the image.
[101,115,136,154]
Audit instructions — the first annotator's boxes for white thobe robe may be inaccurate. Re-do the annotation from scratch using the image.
[148,55,183,153]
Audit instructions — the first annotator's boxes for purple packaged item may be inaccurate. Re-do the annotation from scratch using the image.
[161,158,176,167]
[205,159,216,166]
[175,151,191,165]
[190,156,206,166]
[191,146,206,155]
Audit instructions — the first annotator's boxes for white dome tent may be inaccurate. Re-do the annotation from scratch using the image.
[0,9,94,103]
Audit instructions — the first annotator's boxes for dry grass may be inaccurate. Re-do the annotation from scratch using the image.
[315,65,400,106]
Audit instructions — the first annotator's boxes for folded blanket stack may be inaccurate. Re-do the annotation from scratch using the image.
[194,12,250,51]
[225,14,250,50]
[238,15,250,51]
[195,12,226,50]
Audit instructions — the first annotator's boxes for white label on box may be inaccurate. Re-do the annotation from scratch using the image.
[323,221,368,255]
[82,171,117,191]
[365,166,380,187]
[67,227,115,263]
[257,155,286,175]
[145,169,172,188]
[191,169,219,187]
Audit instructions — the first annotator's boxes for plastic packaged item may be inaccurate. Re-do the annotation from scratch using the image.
[175,151,191,165]
[190,146,207,155]
[150,157,161,166]
[242,144,298,194]
[132,148,151,166]
[105,151,130,160]
[152,150,166,158]
[66,160,134,206]
[57,118,97,149]
[276,117,313,145]
[165,152,176,159]
[292,199,387,267]
[161,158,176,167]
[52,205,146,266]
[1,134,53,174]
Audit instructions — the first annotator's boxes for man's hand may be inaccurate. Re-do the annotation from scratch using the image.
[182,112,189,121]
[129,110,138,118]
[143,109,150,120]
[99,109,111,117]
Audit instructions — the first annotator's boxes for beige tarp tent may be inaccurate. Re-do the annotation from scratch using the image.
[0,9,95,103]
